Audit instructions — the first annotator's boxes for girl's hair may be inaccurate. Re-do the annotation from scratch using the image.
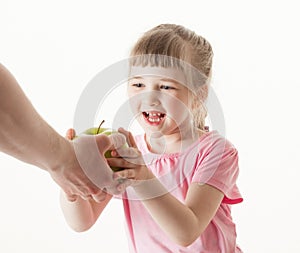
[129,24,213,131]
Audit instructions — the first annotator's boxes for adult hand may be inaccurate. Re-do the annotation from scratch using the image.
[57,128,128,200]
[47,128,109,202]
[0,63,126,200]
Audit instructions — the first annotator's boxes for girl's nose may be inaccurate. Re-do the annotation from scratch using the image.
[143,90,161,106]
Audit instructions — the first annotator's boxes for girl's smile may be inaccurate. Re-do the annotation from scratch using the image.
[142,111,166,126]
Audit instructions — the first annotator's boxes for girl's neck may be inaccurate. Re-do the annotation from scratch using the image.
[145,126,204,154]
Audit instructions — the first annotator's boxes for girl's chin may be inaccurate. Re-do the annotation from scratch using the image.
[139,118,195,137]
[138,120,165,135]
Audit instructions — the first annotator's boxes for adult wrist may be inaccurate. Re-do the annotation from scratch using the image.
[44,135,75,174]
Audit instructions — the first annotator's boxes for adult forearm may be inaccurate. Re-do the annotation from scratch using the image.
[0,64,108,202]
[0,63,65,171]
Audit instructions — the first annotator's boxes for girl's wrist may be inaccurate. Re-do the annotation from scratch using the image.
[132,177,168,201]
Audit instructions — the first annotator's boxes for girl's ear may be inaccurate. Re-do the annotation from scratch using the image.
[191,84,208,109]
[199,84,209,101]
[189,83,208,130]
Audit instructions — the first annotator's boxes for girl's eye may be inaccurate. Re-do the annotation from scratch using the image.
[132,83,144,88]
[160,85,174,90]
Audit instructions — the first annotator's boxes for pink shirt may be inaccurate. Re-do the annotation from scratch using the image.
[122,130,243,253]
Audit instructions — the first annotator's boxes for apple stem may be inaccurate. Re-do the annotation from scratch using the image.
[97,120,105,134]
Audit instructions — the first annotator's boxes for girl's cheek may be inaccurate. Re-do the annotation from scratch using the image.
[164,96,191,122]
[128,99,140,115]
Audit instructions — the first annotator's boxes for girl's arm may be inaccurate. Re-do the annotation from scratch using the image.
[108,129,224,247]
[133,180,224,246]
[60,190,113,232]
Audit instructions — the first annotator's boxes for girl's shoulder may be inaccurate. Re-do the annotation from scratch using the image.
[168,130,237,158]
[197,130,237,152]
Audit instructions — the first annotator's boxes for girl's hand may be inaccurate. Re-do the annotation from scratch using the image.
[107,128,155,191]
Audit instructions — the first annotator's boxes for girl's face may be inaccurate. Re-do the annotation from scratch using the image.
[127,67,194,137]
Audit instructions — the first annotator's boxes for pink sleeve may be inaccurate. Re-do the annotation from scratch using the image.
[192,137,243,205]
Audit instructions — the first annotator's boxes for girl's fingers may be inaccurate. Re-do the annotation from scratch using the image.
[113,169,136,179]
[117,179,133,192]
[108,133,127,150]
[107,156,140,168]
[118,128,138,148]
[112,147,139,158]
[127,131,138,148]
[106,157,127,168]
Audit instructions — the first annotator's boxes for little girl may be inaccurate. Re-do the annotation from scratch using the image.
[61,24,243,253]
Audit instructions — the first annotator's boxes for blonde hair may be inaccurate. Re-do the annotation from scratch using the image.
[129,24,213,131]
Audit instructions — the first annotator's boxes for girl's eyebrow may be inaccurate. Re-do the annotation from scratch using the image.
[159,78,181,84]
[128,76,144,81]
[128,76,180,84]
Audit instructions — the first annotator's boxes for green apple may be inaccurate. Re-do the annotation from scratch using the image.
[79,120,126,172]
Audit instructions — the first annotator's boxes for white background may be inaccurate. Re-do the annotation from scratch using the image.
[1,0,299,252]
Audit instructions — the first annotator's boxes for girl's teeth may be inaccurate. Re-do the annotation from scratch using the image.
[143,111,165,123]
[148,117,161,122]
[148,112,161,117]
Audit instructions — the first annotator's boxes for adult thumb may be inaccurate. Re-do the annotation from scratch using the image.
[94,134,112,153]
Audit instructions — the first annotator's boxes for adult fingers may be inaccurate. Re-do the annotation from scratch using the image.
[67,195,78,202]
[73,178,104,198]
[94,134,113,153]
[72,135,116,188]
[66,128,76,140]
[64,191,78,202]
[80,195,93,201]
[64,174,98,197]
[91,189,108,202]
